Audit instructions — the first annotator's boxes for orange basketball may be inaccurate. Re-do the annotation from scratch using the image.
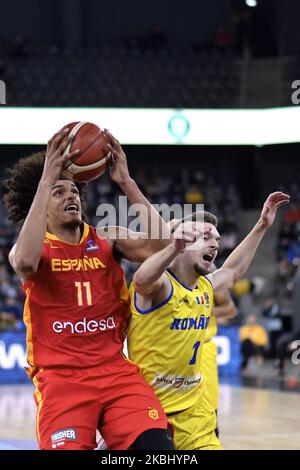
[62,122,111,183]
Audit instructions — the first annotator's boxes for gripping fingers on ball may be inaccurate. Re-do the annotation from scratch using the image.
[105,143,113,153]
[109,153,116,165]
[105,143,117,159]
[105,130,120,149]
[50,128,70,151]
[58,134,73,155]
[63,149,80,164]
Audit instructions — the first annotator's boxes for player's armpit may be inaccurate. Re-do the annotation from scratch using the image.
[134,273,172,311]
[133,271,169,296]
[8,244,16,269]
[206,267,235,293]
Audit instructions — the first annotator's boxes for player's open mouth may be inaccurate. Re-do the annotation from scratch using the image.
[202,253,214,263]
[64,203,79,214]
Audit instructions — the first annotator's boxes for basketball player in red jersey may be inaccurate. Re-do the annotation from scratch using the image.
[4,127,174,450]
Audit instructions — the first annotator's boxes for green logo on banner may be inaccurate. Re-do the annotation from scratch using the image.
[168,112,190,142]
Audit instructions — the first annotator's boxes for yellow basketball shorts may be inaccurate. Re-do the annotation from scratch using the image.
[167,393,222,450]
[201,339,219,411]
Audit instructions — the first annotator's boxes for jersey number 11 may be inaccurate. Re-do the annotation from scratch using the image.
[75,281,92,306]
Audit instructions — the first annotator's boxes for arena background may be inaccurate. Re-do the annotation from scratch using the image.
[1,0,300,450]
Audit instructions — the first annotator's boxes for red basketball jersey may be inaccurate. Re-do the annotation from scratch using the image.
[22,223,131,377]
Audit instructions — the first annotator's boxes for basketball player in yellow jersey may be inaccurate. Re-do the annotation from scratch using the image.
[127,192,289,450]
[167,223,237,424]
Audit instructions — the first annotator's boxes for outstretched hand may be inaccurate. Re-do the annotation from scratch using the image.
[259,192,290,228]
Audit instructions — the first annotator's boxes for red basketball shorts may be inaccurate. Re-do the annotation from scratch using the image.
[33,360,168,450]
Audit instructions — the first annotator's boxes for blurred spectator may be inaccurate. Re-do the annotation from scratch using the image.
[184,184,204,204]
[0,279,18,299]
[276,222,294,260]
[231,277,254,315]
[262,297,283,358]
[2,295,23,318]
[218,217,238,262]
[284,202,300,224]
[287,235,300,265]
[0,296,24,331]
[240,314,268,372]
[0,309,16,330]
[145,172,167,204]
[274,258,293,293]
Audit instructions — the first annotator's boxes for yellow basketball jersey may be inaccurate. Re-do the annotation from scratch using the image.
[127,269,214,414]
[205,313,218,341]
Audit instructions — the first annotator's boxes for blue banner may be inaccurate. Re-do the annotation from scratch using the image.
[215,325,241,376]
[0,331,29,384]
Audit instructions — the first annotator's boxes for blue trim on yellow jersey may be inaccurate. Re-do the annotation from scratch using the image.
[134,284,174,315]
[167,269,194,292]
[204,274,214,289]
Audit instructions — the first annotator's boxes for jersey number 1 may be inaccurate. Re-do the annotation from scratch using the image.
[189,341,201,365]
[75,281,92,306]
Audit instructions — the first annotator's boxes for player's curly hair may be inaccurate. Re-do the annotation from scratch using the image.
[2,151,87,225]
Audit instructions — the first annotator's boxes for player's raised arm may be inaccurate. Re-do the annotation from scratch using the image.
[103,131,171,262]
[8,128,79,279]
[207,192,290,292]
